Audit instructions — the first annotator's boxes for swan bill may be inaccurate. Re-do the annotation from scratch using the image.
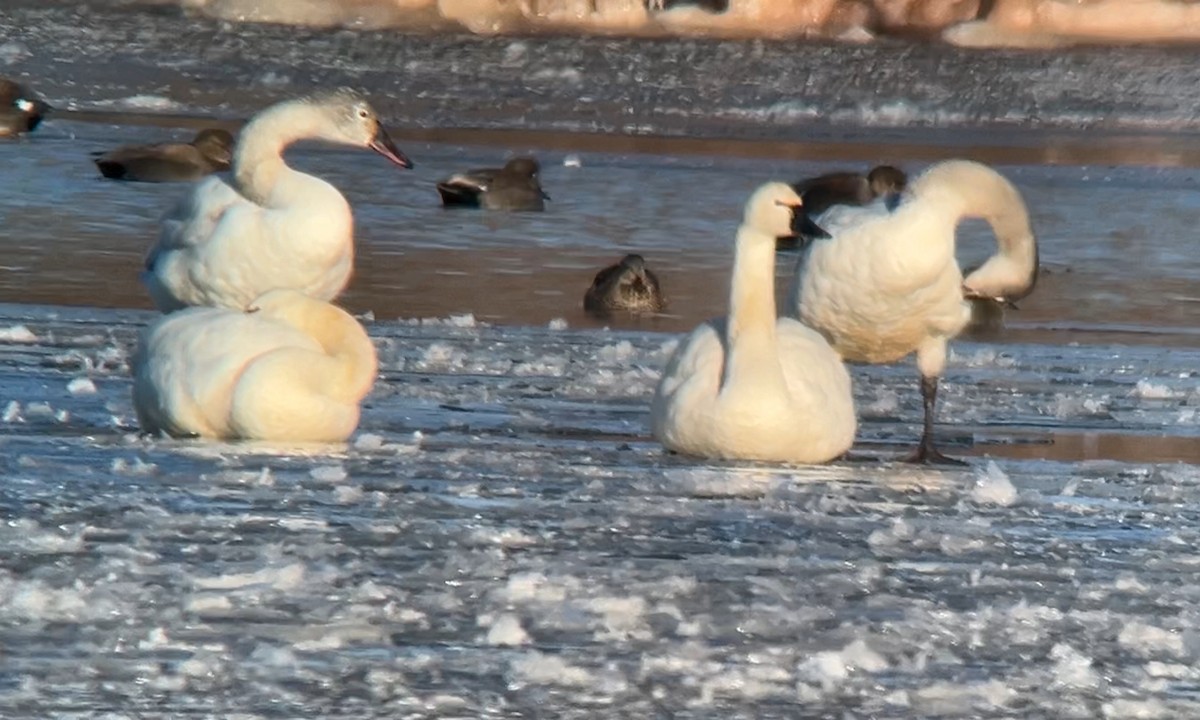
[369,123,412,169]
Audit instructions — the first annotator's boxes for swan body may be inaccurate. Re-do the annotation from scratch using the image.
[583,254,666,316]
[652,182,856,464]
[143,88,412,312]
[792,159,1038,463]
[436,157,549,211]
[132,289,378,442]
[94,128,235,182]
[0,78,50,137]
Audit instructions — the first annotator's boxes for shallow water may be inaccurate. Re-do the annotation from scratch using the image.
[2,116,1200,346]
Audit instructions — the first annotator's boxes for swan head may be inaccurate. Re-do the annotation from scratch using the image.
[304,88,413,169]
[192,128,235,167]
[743,182,805,239]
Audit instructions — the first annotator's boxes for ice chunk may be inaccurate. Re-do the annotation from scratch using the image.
[1118,621,1184,658]
[1049,643,1099,689]
[310,465,348,483]
[484,613,530,646]
[354,433,385,450]
[509,651,594,687]
[970,461,1017,506]
[0,325,37,343]
[547,318,568,331]
[1132,379,1180,400]
[67,377,97,395]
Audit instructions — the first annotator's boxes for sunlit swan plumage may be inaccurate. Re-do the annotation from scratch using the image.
[651,182,857,464]
[143,88,412,312]
[792,159,1038,464]
[132,289,378,442]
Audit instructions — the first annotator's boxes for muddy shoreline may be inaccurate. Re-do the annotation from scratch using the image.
[6,0,1200,140]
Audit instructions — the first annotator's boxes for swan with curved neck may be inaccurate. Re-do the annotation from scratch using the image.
[652,182,857,464]
[792,159,1038,464]
[132,289,378,442]
[143,88,412,313]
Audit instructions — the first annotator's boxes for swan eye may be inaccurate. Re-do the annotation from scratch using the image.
[356,107,370,120]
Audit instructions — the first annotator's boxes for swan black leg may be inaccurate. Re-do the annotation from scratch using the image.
[901,375,967,466]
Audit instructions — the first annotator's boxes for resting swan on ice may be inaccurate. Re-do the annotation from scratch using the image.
[132,289,378,442]
[143,88,412,312]
[792,160,1038,464]
[651,182,857,464]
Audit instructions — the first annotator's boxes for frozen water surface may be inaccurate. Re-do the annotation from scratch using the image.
[0,303,1198,716]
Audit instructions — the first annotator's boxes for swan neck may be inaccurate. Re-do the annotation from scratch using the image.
[724,226,781,385]
[233,100,321,205]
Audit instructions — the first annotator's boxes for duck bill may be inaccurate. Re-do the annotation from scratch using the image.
[369,123,412,169]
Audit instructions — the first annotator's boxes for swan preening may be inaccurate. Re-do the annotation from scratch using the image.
[132,289,378,442]
[94,128,235,182]
[436,157,550,211]
[142,88,412,313]
[584,254,667,316]
[793,159,1038,464]
[652,182,857,464]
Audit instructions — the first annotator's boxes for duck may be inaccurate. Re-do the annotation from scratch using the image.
[583,254,667,316]
[436,157,549,211]
[93,128,235,182]
[651,182,857,464]
[780,164,908,249]
[791,159,1038,464]
[0,78,50,138]
[142,88,412,313]
[132,289,378,442]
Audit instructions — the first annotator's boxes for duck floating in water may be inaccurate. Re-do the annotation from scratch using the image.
[651,182,857,464]
[792,159,1038,464]
[781,165,907,249]
[0,78,50,138]
[584,254,667,316]
[436,157,549,211]
[132,289,378,443]
[93,128,235,182]
[143,88,412,313]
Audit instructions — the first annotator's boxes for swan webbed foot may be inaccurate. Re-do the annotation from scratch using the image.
[899,440,968,466]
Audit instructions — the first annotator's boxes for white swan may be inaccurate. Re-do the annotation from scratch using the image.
[651,182,857,464]
[132,289,378,442]
[792,159,1039,464]
[143,88,412,313]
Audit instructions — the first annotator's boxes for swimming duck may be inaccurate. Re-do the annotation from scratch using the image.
[781,164,908,249]
[143,88,412,312]
[0,78,50,137]
[583,254,667,316]
[93,128,235,182]
[651,182,857,464]
[132,289,378,442]
[436,157,549,211]
[792,159,1038,464]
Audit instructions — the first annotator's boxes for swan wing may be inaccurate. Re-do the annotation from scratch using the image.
[651,320,725,442]
[148,176,248,270]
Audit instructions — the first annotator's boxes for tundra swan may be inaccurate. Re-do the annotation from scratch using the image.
[142,88,412,312]
[93,128,234,182]
[792,159,1038,464]
[132,289,378,442]
[651,182,857,464]
[436,157,549,211]
[583,254,667,316]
